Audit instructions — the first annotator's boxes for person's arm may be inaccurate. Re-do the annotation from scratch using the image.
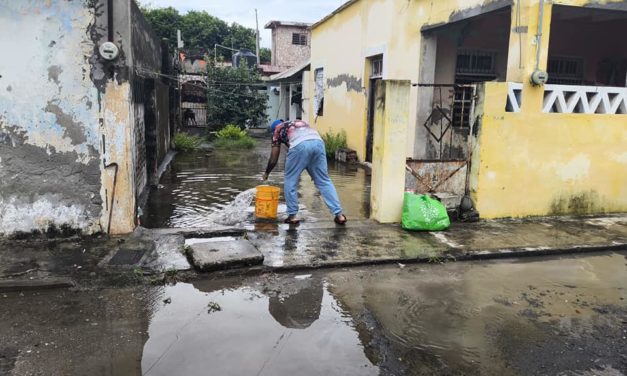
[262,145,281,180]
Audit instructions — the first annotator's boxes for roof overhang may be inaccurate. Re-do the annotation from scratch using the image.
[266,60,311,82]
[311,0,360,30]
[264,20,313,29]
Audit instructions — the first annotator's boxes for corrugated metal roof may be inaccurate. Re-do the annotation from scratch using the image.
[267,60,311,81]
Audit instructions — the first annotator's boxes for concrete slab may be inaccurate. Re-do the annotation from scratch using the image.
[189,240,264,272]
[0,277,74,292]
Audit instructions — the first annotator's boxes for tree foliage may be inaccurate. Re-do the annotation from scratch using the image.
[259,48,271,64]
[141,6,259,61]
[206,61,268,128]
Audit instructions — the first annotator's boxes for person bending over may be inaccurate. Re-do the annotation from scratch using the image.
[262,119,347,225]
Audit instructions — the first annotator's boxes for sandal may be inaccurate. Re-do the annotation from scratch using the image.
[334,214,347,225]
[284,215,301,225]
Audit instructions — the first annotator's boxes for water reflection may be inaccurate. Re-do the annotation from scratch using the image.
[142,144,371,228]
[141,276,378,376]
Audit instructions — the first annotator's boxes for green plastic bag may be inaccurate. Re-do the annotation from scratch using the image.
[401,192,450,231]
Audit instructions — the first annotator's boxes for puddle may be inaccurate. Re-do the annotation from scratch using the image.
[1,252,625,375]
[142,144,370,228]
[142,280,378,376]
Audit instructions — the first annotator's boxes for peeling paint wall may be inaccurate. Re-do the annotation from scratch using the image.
[0,0,173,236]
[0,0,105,235]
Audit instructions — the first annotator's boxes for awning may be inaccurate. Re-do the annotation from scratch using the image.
[267,60,311,82]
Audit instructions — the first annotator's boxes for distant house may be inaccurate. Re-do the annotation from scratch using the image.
[264,21,313,125]
[305,0,627,222]
[264,21,312,70]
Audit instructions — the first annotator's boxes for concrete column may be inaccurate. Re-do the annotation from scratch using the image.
[506,0,553,112]
[413,33,438,159]
[370,80,411,223]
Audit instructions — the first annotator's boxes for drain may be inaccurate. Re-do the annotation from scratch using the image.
[108,249,146,266]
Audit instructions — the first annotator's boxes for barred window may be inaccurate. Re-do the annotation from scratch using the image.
[292,33,307,46]
[371,56,383,79]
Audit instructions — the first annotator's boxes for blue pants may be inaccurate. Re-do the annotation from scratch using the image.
[284,139,343,216]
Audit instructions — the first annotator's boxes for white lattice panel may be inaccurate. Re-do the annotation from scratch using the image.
[506,82,523,113]
[543,84,627,114]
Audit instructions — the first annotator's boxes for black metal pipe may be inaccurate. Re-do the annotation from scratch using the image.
[107,0,114,42]
[105,162,119,234]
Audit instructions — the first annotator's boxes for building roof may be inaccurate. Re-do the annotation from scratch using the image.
[311,0,360,30]
[264,20,312,29]
[266,60,311,82]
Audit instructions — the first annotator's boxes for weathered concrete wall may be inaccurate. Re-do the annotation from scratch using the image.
[470,82,627,218]
[272,26,311,68]
[370,81,411,223]
[0,0,173,236]
[130,0,170,198]
[0,0,106,235]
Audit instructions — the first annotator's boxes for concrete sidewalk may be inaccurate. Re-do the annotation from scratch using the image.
[0,215,626,290]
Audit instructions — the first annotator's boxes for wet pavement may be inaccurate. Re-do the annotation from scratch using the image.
[1,251,626,375]
[142,141,371,228]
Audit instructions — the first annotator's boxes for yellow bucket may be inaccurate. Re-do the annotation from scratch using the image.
[255,185,280,220]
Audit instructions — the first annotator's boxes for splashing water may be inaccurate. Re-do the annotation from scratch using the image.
[207,188,257,226]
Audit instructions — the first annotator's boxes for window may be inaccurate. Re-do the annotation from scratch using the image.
[292,33,307,46]
[371,56,383,79]
[547,57,583,85]
[455,49,497,79]
[314,68,324,116]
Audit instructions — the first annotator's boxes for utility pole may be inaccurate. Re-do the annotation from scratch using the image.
[255,8,261,65]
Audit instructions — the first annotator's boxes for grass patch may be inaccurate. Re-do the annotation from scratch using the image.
[174,132,204,152]
[214,124,256,150]
[321,129,347,159]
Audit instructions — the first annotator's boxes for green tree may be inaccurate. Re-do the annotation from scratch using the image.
[141,6,262,61]
[259,48,271,64]
[180,11,229,54]
[206,60,268,128]
[140,6,182,50]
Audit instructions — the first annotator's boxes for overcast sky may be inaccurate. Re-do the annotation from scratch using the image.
[143,0,347,48]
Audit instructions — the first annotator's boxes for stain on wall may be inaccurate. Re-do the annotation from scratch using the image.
[327,74,363,93]
[0,0,105,235]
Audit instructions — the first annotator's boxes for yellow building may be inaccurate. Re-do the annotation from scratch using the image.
[304,0,627,222]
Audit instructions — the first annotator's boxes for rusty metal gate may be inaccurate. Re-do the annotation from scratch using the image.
[406,84,477,195]
[418,83,477,160]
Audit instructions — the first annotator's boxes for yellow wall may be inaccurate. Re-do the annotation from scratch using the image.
[308,0,502,161]
[308,0,626,162]
[309,0,627,220]
[470,82,627,218]
[370,81,411,223]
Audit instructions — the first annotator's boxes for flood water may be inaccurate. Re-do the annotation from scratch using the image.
[142,142,371,228]
[2,252,626,375]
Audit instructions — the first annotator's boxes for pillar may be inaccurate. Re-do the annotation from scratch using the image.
[506,0,553,112]
[370,80,411,223]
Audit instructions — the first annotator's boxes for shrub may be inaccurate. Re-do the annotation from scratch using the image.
[321,129,347,158]
[214,124,256,149]
[216,124,248,139]
[174,132,204,152]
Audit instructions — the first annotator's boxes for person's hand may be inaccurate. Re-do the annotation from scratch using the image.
[261,172,269,181]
